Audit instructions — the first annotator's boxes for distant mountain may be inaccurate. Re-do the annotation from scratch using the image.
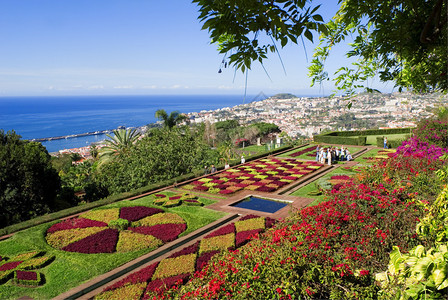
[272,93,297,99]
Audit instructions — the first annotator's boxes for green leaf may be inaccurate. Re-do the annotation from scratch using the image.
[304,30,313,42]
[432,267,447,287]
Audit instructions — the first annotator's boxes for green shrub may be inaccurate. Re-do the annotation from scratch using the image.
[108,218,130,230]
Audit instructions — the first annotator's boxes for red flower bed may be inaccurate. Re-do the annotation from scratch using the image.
[0,261,23,272]
[204,224,235,238]
[62,228,119,254]
[15,270,37,281]
[168,242,199,259]
[256,186,276,192]
[103,262,159,292]
[218,189,234,194]
[235,229,262,247]
[47,218,107,233]
[193,185,209,191]
[195,250,220,271]
[144,274,190,298]
[119,206,163,222]
[129,223,187,243]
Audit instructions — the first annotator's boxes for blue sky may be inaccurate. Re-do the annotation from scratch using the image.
[0,1,393,97]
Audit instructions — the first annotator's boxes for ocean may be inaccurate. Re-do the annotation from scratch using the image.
[0,95,255,152]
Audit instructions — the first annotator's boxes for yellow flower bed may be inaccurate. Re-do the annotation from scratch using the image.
[116,231,163,252]
[80,208,120,224]
[46,227,107,249]
[235,217,265,233]
[152,254,197,280]
[199,233,235,254]
[133,213,185,227]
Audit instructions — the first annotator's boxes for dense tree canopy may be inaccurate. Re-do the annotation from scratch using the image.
[0,131,60,227]
[93,127,214,195]
[193,0,447,94]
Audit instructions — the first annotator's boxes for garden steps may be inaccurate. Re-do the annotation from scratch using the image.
[53,213,240,300]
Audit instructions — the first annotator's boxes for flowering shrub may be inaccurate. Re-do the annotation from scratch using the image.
[95,215,276,299]
[395,137,448,161]
[46,206,187,254]
[412,119,448,148]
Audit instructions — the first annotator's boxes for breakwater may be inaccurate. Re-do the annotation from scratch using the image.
[30,129,113,142]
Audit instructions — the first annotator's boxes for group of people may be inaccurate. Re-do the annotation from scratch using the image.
[315,145,352,165]
[204,155,245,175]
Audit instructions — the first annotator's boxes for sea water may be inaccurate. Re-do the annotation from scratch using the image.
[0,95,254,152]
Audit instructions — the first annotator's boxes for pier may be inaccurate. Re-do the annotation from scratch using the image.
[29,129,112,142]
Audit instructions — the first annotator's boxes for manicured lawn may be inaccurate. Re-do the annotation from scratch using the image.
[0,195,226,300]
[240,144,267,154]
[365,133,411,145]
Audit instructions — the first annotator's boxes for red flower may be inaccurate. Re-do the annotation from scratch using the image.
[359,269,370,276]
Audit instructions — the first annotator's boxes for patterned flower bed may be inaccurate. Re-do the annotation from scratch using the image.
[153,193,203,208]
[94,214,276,299]
[287,146,317,158]
[0,251,54,286]
[45,206,187,254]
[182,158,323,195]
[361,149,396,161]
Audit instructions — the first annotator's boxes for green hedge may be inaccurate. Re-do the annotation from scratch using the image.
[313,135,366,146]
[314,128,413,146]
[376,136,409,148]
[0,144,293,237]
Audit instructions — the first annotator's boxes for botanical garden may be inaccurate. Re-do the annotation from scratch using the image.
[1,111,448,300]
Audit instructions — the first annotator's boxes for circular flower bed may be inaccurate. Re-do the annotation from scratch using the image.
[45,206,187,254]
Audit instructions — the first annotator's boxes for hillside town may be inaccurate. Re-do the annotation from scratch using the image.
[59,92,447,158]
[188,92,448,139]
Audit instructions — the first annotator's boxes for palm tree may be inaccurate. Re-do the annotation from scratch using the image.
[155,109,188,129]
[98,128,141,166]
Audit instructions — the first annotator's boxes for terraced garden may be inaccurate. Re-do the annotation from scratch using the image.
[2,141,432,300]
